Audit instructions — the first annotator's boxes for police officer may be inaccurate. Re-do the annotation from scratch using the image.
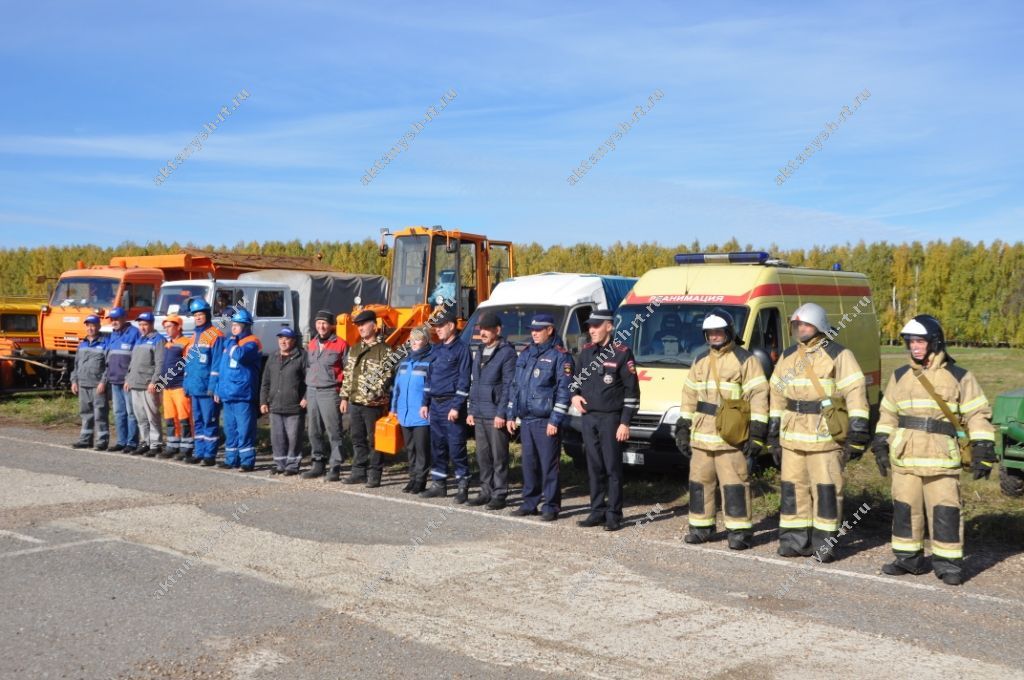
[767,303,871,561]
[872,315,995,586]
[466,311,517,509]
[70,315,109,450]
[183,299,225,466]
[340,310,393,487]
[420,308,472,502]
[303,309,348,481]
[102,306,140,452]
[212,307,262,472]
[507,313,574,521]
[571,310,640,532]
[676,308,768,549]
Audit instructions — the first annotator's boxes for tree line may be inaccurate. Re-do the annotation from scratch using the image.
[2,237,1021,346]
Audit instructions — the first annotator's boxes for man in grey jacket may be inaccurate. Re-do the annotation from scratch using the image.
[126,312,165,456]
[260,327,308,475]
[302,310,349,481]
[70,315,109,450]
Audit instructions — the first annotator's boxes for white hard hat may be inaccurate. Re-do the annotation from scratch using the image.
[702,313,730,331]
[790,303,830,334]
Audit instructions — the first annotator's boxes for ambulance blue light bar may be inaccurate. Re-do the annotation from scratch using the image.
[674,251,770,265]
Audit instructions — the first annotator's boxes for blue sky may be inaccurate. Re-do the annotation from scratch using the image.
[0,1,1020,250]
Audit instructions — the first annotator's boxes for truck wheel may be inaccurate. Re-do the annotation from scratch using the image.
[999,465,1024,498]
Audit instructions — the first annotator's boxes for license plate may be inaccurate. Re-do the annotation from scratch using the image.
[623,449,645,465]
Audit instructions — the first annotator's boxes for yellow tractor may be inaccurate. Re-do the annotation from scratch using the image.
[340,226,514,347]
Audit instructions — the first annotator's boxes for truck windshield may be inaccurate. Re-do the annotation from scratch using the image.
[460,305,565,349]
[157,284,210,315]
[49,277,118,308]
[390,234,430,308]
[614,303,749,367]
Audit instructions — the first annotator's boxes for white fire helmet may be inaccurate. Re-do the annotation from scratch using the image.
[790,303,830,334]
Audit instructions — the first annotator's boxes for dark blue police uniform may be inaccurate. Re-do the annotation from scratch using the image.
[423,325,472,484]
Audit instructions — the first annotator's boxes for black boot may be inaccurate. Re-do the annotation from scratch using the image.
[401,478,416,493]
[94,442,108,451]
[683,529,712,544]
[454,478,470,504]
[468,493,490,506]
[71,439,92,449]
[132,444,149,456]
[326,466,341,482]
[302,461,326,479]
[419,480,447,498]
[882,552,930,576]
[727,531,753,551]
[411,478,427,494]
[146,445,161,458]
[365,472,382,489]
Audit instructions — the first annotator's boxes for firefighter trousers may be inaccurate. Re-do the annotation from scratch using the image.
[688,446,751,539]
[891,471,963,577]
[779,446,844,556]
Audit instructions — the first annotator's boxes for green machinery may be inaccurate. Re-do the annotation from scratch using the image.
[993,388,1024,497]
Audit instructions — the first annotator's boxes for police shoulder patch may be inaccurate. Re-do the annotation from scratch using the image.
[563,361,573,375]
[626,359,636,374]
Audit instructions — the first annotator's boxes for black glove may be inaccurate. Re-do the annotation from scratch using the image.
[743,437,765,461]
[767,416,782,467]
[845,417,871,461]
[843,441,867,462]
[675,419,692,460]
[871,434,890,477]
[971,440,997,480]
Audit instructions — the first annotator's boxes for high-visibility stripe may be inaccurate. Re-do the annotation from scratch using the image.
[961,396,989,414]
[969,430,995,442]
[779,518,813,528]
[679,410,694,420]
[693,432,726,445]
[875,424,894,434]
[931,545,963,559]
[724,520,753,530]
[782,431,835,444]
[849,409,870,419]
[881,397,898,413]
[893,456,961,469]
[750,413,768,423]
[891,538,923,552]
[684,378,700,390]
[742,376,767,392]
[813,519,839,532]
[835,372,864,390]
[688,517,716,527]
[769,409,784,418]
[785,377,836,389]
[896,399,959,413]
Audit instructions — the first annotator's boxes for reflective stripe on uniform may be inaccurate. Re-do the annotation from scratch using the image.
[724,519,753,530]
[961,395,989,414]
[813,518,839,532]
[782,430,835,444]
[895,399,960,413]
[876,423,894,434]
[881,397,898,413]
[679,410,694,420]
[835,371,864,390]
[779,518,813,528]
[931,545,963,559]
[688,517,716,527]
[849,409,870,419]
[891,538,923,552]
[892,456,961,469]
[742,376,767,392]
[692,432,726,445]
[968,430,995,442]
[750,412,769,423]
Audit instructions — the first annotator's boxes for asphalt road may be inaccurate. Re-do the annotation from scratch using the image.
[1,424,1023,679]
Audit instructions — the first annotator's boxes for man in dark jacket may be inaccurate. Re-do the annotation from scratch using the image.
[102,306,140,452]
[507,314,575,521]
[466,311,516,510]
[303,310,348,481]
[261,327,308,475]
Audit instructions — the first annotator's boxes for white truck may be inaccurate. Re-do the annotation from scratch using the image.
[155,270,387,353]
[458,272,637,355]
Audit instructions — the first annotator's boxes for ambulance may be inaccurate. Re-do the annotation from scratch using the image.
[564,251,881,469]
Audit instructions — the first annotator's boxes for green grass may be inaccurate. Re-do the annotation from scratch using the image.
[0,393,80,427]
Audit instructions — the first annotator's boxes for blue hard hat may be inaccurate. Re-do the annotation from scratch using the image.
[137,312,155,323]
[276,327,297,338]
[231,307,254,325]
[108,306,126,319]
[84,315,101,325]
[528,313,556,330]
[188,298,212,315]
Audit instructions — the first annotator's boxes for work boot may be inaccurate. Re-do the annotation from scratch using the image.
[343,473,367,485]
[365,474,382,489]
[94,442,108,451]
[728,532,753,551]
[454,478,470,504]
[157,447,176,459]
[175,450,189,461]
[577,514,604,528]
[604,518,622,532]
[401,479,416,493]
[302,461,326,479]
[411,479,427,494]
[684,530,712,544]
[882,554,930,576]
[108,444,124,453]
[217,462,233,469]
[145,445,161,458]
[201,459,216,467]
[71,439,92,449]
[468,494,490,506]
[485,497,506,511]
[939,572,963,586]
[326,466,342,482]
[419,480,447,498]
[133,444,149,456]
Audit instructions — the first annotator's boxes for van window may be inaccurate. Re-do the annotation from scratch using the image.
[123,283,156,309]
[214,288,245,316]
[615,303,749,367]
[565,307,591,354]
[256,290,285,318]
[749,307,782,364]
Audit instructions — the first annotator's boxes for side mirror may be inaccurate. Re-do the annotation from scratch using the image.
[751,348,775,380]
[445,240,458,254]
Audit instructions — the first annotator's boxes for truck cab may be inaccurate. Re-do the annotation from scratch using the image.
[156,279,294,355]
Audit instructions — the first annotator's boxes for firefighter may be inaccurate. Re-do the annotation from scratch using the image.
[872,315,995,586]
[676,308,768,549]
[102,306,140,452]
[126,312,164,456]
[571,309,640,532]
[466,311,516,510]
[159,315,193,460]
[183,299,225,466]
[506,313,574,521]
[70,315,109,450]
[767,303,871,561]
[303,310,348,481]
[420,308,473,502]
[212,307,262,472]
[340,310,393,487]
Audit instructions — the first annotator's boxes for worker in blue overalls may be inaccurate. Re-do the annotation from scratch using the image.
[212,308,262,472]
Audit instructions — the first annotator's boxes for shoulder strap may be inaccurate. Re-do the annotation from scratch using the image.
[797,344,828,400]
[911,368,966,440]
